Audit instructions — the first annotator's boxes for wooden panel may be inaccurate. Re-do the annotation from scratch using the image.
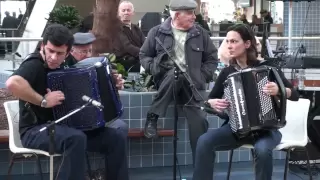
[0,129,175,142]
[0,130,9,143]
[128,128,174,138]
[288,79,320,87]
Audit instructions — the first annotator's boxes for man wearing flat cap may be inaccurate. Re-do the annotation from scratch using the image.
[62,32,96,67]
[64,32,128,131]
[63,32,129,180]
[140,0,218,163]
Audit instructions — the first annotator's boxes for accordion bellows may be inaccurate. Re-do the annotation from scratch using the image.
[223,66,287,138]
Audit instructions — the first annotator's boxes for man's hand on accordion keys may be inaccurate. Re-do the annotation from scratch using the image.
[111,70,125,90]
[44,88,65,108]
[263,82,279,96]
[207,99,229,113]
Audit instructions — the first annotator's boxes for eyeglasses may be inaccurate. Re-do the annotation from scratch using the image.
[73,48,92,55]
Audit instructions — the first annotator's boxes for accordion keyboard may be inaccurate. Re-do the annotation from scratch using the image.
[224,78,241,133]
[49,76,69,123]
[255,72,277,121]
[48,72,101,127]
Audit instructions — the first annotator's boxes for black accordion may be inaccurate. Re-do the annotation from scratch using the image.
[223,66,287,138]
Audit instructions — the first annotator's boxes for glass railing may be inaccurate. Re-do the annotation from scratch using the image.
[0,36,319,91]
[0,36,317,67]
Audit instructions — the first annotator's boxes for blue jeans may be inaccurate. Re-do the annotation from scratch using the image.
[108,119,129,135]
[21,122,128,180]
[192,124,282,180]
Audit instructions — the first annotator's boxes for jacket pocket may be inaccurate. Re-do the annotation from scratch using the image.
[190,44,204,68]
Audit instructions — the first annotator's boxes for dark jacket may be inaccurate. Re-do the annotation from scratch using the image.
[140,17,218,91]
[114,23,145,72]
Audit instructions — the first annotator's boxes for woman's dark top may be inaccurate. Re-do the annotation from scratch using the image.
[208,60,299,101]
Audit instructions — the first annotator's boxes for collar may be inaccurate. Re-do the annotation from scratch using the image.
[159,17,200,37]
[121,22,132,30]
[229,59,261,71]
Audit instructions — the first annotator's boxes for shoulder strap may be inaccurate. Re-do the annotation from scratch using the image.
[20,53,42,65]
[155,26,166,44]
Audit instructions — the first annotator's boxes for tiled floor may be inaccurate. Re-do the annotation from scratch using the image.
[1,161,319,180]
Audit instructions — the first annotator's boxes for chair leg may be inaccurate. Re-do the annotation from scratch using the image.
[283,149,290,180]
[250,149,255,172]
[7,153,17,180]
[33,153,44,180]
[86,152,94,180]
[303,147,313,180]
[227,150,234,180]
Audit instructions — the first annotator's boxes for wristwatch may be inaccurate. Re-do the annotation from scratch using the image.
[40,98,47,108]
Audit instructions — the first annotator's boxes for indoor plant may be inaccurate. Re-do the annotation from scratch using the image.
[46,5,82,30]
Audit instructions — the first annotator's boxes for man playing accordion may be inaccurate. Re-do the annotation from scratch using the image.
[192,24,299,180]
[5,24,128,180]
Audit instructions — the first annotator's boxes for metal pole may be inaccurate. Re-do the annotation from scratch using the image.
[0,36,320,42]
[50,156,54,180]
[288,1,293,52]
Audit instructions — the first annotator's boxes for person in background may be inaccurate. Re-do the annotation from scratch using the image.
[2,11,18,53]
[115,1,145,72]
[260,10,273,24]
[63,32,128,135]
[240,14,249,24]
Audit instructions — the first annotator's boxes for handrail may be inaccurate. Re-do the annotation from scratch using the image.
[0,37,320,41]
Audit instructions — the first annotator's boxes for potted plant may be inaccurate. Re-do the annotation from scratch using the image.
[46,5,82,31]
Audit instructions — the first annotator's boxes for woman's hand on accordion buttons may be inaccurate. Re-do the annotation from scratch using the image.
[263,82,279,96]
[45,88,65,108]
[207,99,229,112]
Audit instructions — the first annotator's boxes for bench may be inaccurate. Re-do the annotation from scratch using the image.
[0,128,174,143]
[0,130,8,143]
[128,128,174,138]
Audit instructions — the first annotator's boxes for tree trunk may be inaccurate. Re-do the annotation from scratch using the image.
[92,0,121,56]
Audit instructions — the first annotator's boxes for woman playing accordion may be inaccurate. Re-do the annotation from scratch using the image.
[192,24,299,180]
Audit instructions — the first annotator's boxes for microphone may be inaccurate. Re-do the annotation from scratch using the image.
[82,95,104,109]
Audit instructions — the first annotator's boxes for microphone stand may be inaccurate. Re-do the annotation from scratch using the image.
[39,102,93,180]
[173,64,179,180]
[155,37,208,180]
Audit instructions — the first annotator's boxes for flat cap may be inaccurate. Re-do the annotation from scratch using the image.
[73,32,96,45]
[169,0,197,11]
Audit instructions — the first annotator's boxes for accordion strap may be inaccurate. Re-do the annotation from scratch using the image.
[21,53,42,66]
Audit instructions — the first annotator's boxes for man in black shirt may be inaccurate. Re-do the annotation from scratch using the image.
[5,24,128,180]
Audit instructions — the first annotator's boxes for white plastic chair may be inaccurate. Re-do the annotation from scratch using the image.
[4,100,60,180]
[226,98,312,180]
[4,100,96,180]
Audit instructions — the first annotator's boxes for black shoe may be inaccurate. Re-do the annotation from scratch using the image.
[144,113,159,138]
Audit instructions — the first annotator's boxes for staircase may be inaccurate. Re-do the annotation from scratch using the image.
[16,0,56,58]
